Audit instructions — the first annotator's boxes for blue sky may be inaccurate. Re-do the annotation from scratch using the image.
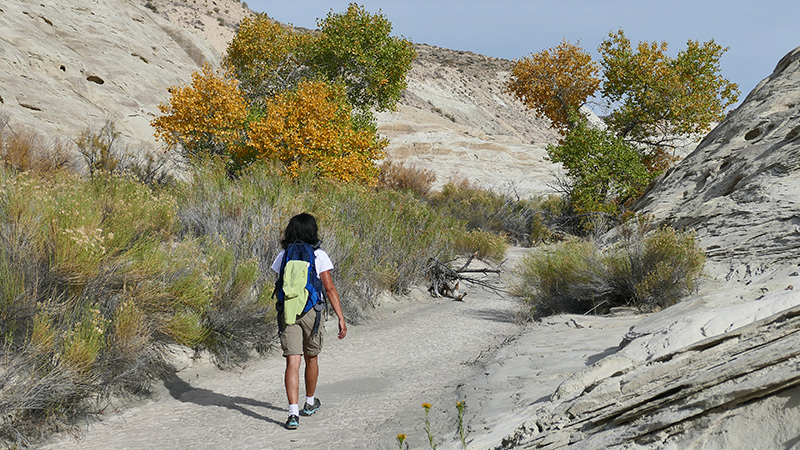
[246,1,798,105]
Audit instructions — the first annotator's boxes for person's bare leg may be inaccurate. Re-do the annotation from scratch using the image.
[285,355,302,405]
[304,354,319,398]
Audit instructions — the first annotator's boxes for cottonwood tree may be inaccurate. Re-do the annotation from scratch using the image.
[507,30,739,221]
[244,80,386,183]
[224,15,315,108]
[155,3,412,184]
[547,113,651,216]
[311,3,416,116]
[224,3,415,123]
[599,30,740,148]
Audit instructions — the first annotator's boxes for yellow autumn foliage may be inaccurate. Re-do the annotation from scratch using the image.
[151,63,248,158]
[505,40,601,134]
[245,80,386,183]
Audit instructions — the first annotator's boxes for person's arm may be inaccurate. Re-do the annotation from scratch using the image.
[320,270,347,339]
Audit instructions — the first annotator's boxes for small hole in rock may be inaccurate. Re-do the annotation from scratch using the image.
[744,128,761,140]
[60,65,65,71]
[86,75,104,85]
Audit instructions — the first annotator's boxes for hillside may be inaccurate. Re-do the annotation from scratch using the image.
[1,0,560,197]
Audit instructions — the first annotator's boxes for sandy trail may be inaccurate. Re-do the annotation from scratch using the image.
[39,272,524,450]
[39,248,639,450]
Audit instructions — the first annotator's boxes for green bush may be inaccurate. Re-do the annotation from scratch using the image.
[513,221,705,317]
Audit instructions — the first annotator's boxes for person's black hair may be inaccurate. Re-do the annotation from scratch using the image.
[281,213,320,249]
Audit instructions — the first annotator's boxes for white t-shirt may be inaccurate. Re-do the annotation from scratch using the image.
[271,248,334,276]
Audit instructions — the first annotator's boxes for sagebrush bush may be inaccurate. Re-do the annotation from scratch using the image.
[449,228,508,261]
[0,115,74,175]
[513,220,705,317]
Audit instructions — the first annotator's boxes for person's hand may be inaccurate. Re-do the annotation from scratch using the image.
[338,317,347,339]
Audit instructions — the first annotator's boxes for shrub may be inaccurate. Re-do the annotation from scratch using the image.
[0,115,74,175]
[377,158,436,197]
[427,179,566,246]
[513,220,705,317]
[449,228,507,261]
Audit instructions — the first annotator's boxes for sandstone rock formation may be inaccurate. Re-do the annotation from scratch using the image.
[0,0,222,149]
[635,45,800,280]
[378,44,560,196]
[137,0,252,54]
[497,46,800,450]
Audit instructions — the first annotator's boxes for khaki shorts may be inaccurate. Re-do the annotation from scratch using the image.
[281,309,323,357]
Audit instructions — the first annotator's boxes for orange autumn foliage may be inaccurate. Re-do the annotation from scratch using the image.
[244,80,386,183]
[151,64,248,158]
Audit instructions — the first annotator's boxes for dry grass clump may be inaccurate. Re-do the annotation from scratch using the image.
[512,218,705,318]
[0,115,75,175]
[377,158,437,198]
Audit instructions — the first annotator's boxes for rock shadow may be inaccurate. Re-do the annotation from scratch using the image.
[585,346,619,366]
[164,373,283,427]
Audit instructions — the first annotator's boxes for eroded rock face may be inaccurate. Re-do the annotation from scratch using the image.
[498,46,800,450]
[0,0,220,147]
[634,45,800,280]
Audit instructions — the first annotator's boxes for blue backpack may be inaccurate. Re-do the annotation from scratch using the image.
[274,242,326,335]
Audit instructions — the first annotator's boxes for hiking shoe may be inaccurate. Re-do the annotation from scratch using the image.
[285,414,299,430]
[300,398,321,416]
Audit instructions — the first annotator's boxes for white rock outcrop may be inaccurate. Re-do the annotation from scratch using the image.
[635,45,800,278]
[0,0,220,148]
[378,44,561,196]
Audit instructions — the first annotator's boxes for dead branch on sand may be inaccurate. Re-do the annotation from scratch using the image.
[427,253,504,301]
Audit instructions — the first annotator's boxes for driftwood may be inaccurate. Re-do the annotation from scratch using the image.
[428,253,503,301]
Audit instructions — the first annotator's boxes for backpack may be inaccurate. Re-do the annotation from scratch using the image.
[274,242,326,336]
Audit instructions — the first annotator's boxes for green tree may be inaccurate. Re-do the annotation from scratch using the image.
[507,30,739,219]
[224,3,415,121]
[224,14,315,108]
[311,3,416,115]
[157,4,412,181]
[599,29,740,147]
[548,113,651,217]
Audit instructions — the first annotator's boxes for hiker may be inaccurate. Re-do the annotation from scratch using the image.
[271,213,347,430]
